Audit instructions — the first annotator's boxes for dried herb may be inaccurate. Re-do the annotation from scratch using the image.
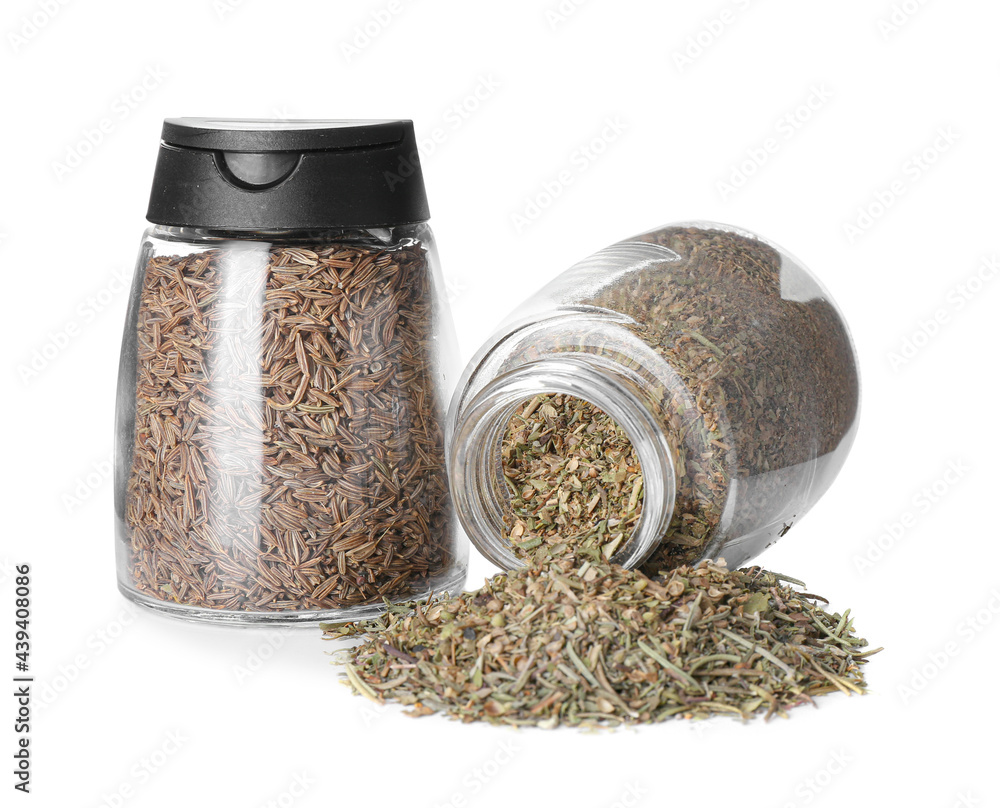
[499,226,859,574]
[324,548,878,727]
[121,239,455,612]
[501,394,643,560]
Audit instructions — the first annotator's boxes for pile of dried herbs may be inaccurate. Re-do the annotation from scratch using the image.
[501,394,643,561]
[324,547,878,727]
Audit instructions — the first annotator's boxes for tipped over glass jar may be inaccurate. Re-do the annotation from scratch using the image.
[448,222,860,576]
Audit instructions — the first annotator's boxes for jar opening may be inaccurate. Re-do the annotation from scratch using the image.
[500,392,645,563]
[449,357,676,570]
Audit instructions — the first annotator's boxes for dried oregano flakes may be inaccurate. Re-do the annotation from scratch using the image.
[323,226,871,726]
[501,394,643,562]
[324,549,879,728]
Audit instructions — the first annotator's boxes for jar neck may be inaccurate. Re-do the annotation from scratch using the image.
[449,355,676,570]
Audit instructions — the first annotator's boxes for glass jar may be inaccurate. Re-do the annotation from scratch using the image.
[449,222,860,575]
[115,119,466,624]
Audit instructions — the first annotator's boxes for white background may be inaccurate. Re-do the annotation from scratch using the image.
[2,0,998,806]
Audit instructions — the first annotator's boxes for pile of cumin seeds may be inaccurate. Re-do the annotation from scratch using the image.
[324,549,879,728]
[121,240,455,612]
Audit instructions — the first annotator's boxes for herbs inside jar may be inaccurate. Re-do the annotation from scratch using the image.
[451,222,860,575]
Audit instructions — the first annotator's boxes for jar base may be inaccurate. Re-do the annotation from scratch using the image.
[116,567,468,627]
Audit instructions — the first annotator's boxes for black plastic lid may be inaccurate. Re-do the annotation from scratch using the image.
[145,118,429,230]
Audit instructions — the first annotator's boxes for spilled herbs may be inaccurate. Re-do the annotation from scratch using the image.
[324,547,879,727]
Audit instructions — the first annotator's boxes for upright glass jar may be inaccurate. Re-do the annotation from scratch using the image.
[449,222,860,575]
[115,119,466,624]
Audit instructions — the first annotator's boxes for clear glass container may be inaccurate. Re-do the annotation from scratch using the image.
[449,222,860,575]
[115,119,466,624]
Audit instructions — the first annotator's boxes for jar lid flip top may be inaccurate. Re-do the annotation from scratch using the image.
[146,118,429,230]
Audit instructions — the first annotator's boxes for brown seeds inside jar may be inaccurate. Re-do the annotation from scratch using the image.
[121,240,454,613]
